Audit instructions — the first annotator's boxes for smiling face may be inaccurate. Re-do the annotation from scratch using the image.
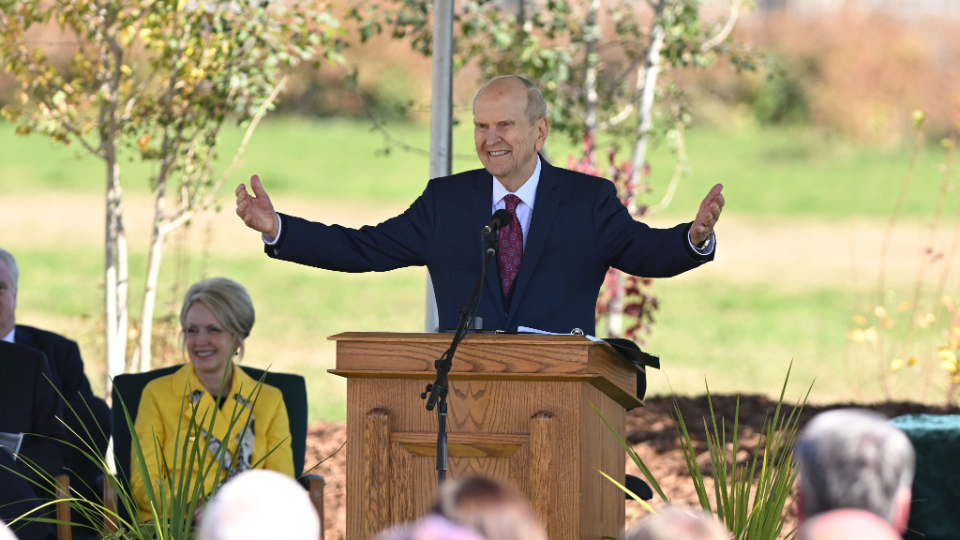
[473,78,548,191]
[0,259,15,338]
[184,300,237,378]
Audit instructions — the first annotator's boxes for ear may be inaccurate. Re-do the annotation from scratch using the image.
[893,488,911,533]
[796,489,807,523]
[534,117,549,152]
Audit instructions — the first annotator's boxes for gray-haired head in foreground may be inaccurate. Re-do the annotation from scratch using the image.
[0,248,18,290]
[626,507,729,540]
[473,75,547,124]
[794,408,915,524]
[197,470,319,540]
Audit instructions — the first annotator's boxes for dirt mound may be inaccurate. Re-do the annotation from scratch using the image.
[305,396,960,539]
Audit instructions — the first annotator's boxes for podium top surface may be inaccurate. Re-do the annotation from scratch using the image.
[328,332,643,408]
[329,332,598,345]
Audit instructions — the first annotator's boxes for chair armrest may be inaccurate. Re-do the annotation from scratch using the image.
[54,474,71,540]
[98,474,119,535]
[298,475,325,538]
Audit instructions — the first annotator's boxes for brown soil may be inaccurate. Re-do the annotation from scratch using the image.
[305,396,960,540]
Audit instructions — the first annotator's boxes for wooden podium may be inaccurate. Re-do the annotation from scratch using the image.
[329,332,644,540]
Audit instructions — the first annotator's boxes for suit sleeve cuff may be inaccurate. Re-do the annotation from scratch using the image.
[263,214,289,258]
[262,213,283,245]
[687,229,715,256]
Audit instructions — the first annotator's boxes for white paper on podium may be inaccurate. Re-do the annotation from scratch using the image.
[0,431,24,461]
[516,326,604,343]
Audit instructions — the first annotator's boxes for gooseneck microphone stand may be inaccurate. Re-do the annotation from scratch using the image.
[420,232,500,485]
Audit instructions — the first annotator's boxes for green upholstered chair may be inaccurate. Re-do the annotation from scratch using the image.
[103,365,324,536]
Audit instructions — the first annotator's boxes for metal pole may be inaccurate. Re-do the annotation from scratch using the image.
[425,0,455,332]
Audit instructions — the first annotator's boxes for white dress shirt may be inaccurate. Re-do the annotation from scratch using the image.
[266,155,714,255]
[491,157,541,250]
[2,327,14,343]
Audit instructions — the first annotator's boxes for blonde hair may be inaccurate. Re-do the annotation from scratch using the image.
[180,277,255,360]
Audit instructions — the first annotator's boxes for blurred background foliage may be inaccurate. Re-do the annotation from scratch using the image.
[2,0,960,421]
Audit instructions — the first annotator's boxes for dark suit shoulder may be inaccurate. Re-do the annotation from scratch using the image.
[539,159,616,199]
[16,324,93,401]
[16,324,78,352]
[427,168,490,192]
[0,339,49,366]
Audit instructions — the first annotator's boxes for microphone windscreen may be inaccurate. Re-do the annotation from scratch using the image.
[493,208,512,228]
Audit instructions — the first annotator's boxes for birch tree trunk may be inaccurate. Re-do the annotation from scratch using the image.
[606,0,668,338]
[103,157,125,396]
[135,176,169,373]
[627,0,667,215]
[135,130,177,373]
[583,0,600,170]
[102,35,127,397]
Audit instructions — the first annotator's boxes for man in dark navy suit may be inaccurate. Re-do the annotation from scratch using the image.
[0,249,111,529]
[0,340,67,540]
[235,76,725,334]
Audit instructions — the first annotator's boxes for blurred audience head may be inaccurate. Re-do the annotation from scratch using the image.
[180,277,255,360]
[794,408,914,531]
[377,514,488,540]
[0,248,18,338]
[197,469,318,540]
[0,518,17,540]
[432,476,547,540]
[796,508,901,540]
[626,506,729,540]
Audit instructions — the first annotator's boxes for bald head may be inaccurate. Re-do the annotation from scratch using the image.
[198,470,319,540]
[473,75,546,125]
[797,509,901,540]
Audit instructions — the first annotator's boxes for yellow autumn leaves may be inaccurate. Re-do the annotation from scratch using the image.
[846,304,903,343]
[848,297,960,383]
[938,342,960,385]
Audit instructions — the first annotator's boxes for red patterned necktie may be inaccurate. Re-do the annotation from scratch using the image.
[497,194,524,297]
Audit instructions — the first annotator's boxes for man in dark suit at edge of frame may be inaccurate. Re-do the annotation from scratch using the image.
[0,340,68,540]
[0,248,112,529]
[235,75,725,335]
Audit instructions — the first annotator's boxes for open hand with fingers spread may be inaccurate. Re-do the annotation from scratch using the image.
[235,175,280,240]
[691,183,725,247]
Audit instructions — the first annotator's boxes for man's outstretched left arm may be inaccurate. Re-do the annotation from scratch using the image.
[596,182,724,277]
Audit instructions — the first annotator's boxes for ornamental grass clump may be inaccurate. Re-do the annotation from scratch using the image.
[597,363,811,540]
[5,357,281,540]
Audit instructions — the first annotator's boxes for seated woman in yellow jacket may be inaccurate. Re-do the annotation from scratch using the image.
[130,277,294,521]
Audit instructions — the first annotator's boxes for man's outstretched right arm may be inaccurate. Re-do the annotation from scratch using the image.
[235,175,435,273]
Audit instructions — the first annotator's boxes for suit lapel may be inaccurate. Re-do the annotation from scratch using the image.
[13,326,36,349]
[506,159,562,329]
[0,359,9,427]
[472,174,506,328]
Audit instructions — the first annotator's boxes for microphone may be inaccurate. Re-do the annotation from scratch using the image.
[481,209,513,236]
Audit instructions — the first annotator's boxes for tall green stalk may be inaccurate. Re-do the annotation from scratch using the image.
[598,363,811,540]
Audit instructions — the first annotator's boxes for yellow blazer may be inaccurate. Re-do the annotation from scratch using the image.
[129,363,294,521]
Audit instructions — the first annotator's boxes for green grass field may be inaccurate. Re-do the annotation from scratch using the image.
[1,116,949,217]
[3,115,956,421]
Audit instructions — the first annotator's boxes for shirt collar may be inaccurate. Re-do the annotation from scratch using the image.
[492,156,541,209]
[1,327,13,343]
